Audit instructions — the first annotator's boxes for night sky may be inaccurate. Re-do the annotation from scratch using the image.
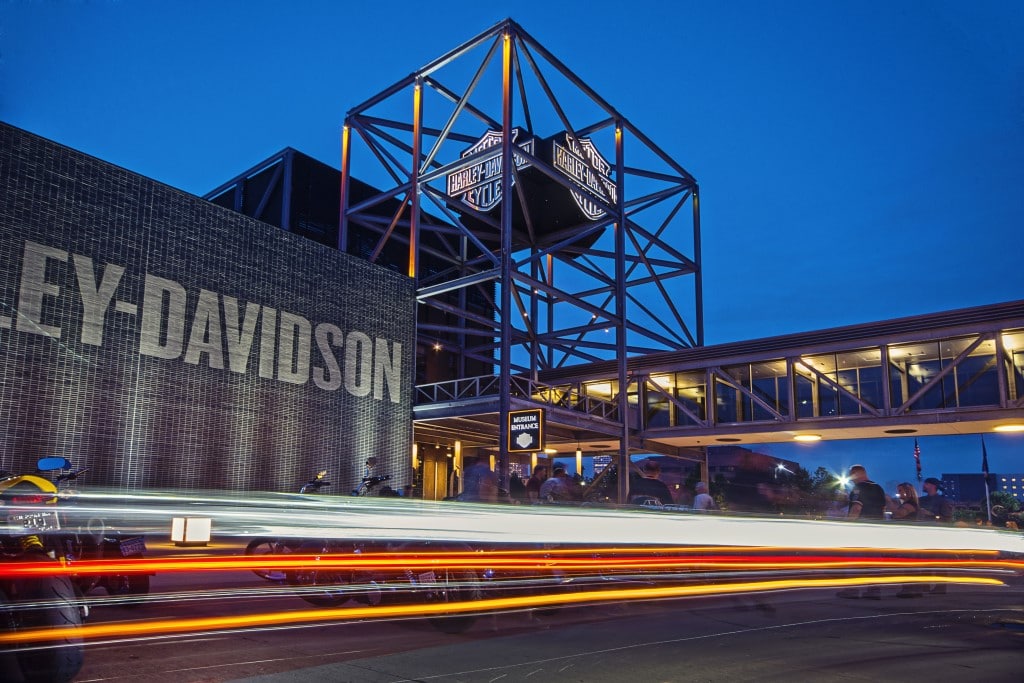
[3,1,1022,491]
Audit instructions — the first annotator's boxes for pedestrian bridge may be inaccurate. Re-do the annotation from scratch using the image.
[413,299,1024,458]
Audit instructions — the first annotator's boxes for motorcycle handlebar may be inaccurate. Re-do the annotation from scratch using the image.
[56,467,90,483]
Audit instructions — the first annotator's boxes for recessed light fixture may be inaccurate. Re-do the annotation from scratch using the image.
[884,428,918,434]
[543,447,558,453]
[793,434,822,442]
[716,437,741,443]
[994,424,1024,433]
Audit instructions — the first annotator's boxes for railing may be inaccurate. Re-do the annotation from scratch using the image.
[415,375,501,404]
[416,375,620,422]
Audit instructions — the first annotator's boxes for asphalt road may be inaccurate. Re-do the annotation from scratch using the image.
[70,544,1023,683]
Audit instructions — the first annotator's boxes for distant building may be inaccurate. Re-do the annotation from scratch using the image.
[940,474,989,505]
[941,473,1024,505]
[995,474,1024,503]
[707,446,800,485]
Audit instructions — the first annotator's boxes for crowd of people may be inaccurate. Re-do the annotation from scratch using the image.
[837,464,958,600]
[843,464,954,523]
[454,456,720,510]
[415,456,964,525]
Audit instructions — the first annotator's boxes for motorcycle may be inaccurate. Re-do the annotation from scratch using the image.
[245,471,483,633]
[0,465,84,683]
[245,470,391,582]
[37,457,151,599]
[245,471,382,601]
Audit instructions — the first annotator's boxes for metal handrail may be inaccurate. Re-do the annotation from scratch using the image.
[416,375,619,421]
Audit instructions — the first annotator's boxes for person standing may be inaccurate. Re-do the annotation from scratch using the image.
[460,456,499,503]
[887,482,920,521]
[692,481,716,511]
[538,464,576,502]
[628,460,674,505]
[917,477,955,595]
[837,464,887,600]
[845,464,886,520]
[525,465,549,502]
[508,471,527,502]
[918,477,954,523]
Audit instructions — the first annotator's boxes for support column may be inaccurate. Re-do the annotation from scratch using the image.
[496,25,514,491]
[614,121,630,505]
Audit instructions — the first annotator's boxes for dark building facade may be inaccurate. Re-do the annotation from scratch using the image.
[940,473,990,506]
[0,123,416,493]
[942,472,1024,506]
[204,149,497,387]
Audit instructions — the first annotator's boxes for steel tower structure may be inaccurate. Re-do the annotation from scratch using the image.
[340,19,702,499]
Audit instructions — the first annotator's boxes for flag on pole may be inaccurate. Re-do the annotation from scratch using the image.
[913,438,922,481]
[981,435,991,480]
[982,435,992,524]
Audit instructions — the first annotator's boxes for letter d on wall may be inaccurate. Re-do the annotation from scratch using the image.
[139,274,186,359]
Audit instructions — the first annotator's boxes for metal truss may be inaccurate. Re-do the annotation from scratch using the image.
[341,19,702,497]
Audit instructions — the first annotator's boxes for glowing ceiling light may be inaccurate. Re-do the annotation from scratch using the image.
[994,424,1024,433]
[794,434,822,442]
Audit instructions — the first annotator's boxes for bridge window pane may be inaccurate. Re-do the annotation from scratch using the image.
[1004,331,1024,401]
[714,378,740,423]
[721,362,787,423]
[674,372,706,426]
[800,354,839,416]
[837,369,862,415]
[951,337,998,407]
[751,360,788,420]
[890,341,945,410]
[1014,350,1024,402]
[857,364,884,409]
[646,392,671,428]
[794,366,816,418]
[642,375,671,428]
[888,360,904,406]
[836,348,883,412]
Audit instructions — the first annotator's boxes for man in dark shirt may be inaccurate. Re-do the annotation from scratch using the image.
[918,477,954,523]
[837,464,888,599]
[846,464,886,520]
[628,460,674,505]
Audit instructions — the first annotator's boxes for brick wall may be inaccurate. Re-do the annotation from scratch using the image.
[0,122,415,493]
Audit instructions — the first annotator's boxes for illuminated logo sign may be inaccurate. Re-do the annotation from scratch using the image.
[551,133,616,220]
[446,128,535,212]
[507,408,544,452]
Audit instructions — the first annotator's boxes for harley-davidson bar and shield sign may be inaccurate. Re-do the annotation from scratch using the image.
[446,129,616,223]
[446,128,536,212]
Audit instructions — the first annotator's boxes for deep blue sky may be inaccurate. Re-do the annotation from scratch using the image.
[2,1,1022,489]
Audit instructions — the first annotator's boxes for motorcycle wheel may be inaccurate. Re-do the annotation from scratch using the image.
[285,542,352,607]
[245,538,293,581]
[424,567,483,634]
[0,574,84,683]
[104,572,150,598]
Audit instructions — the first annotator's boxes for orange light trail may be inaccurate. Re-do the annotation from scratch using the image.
[0,574,1004,645]
[2,547,1020,577]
